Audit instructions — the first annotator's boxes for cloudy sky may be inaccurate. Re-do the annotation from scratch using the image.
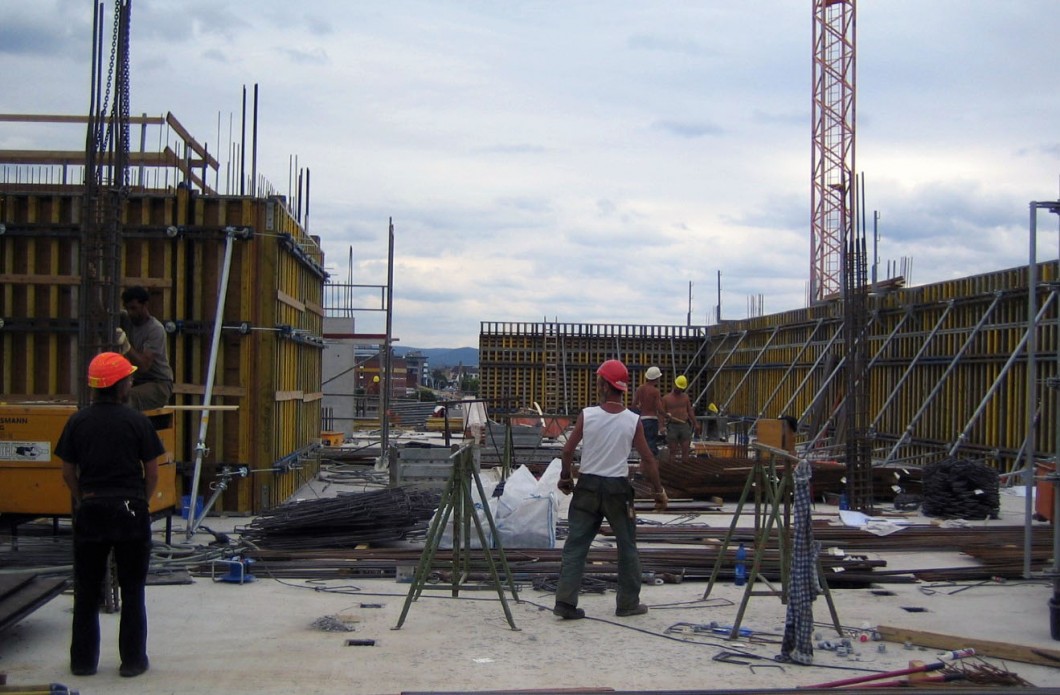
[1,1,1057,348]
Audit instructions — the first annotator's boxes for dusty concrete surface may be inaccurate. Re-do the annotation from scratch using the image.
[3,489,1060,694]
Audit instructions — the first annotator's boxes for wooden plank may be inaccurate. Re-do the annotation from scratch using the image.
[164,112,220,169]
[875,625,1060,668]
[277,288,305,312]
[0,113,164,125]
[0,149,183,167]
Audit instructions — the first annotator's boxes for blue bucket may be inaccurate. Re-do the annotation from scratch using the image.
[181,495,204,520]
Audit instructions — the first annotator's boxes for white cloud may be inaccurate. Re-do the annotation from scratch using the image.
[1,1,1058,346]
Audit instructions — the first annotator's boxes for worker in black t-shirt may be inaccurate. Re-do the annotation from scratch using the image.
[56,352,166,679]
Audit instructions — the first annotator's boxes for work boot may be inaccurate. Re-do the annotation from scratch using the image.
[615,603,649,617]
[119,658,149,678]
[552,602,585,620]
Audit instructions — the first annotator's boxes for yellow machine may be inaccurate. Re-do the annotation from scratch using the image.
[0,404,178,518]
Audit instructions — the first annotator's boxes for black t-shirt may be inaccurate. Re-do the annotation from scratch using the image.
[55,402,166,500]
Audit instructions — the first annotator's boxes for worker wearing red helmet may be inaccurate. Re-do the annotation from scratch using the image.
[56,352,166,678]
[553,359,668,620]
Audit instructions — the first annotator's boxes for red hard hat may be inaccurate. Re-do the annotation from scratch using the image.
[87,352,137,388]
[596,359,629,392]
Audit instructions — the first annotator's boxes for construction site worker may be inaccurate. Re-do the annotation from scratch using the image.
[117,286,173,411]
[56,352,165,678]
[662,375,699,467]
[553,359,668,621]
[631,365,664,454]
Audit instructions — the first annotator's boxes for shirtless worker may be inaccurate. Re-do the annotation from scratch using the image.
[631,366,664,454]
[662,375,700,466]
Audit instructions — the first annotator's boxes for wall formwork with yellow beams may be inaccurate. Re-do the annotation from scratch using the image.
[480,264,1059,474]
[0,188,326,514]
[479,322,711,416]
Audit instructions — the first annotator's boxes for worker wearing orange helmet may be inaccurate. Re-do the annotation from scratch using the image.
[553,359,668,621]
[662,374,700,467]
[56,352,165,678]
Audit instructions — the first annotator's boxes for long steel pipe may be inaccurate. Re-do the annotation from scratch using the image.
[694,330,748,408]
[883,293,1002,465]
[720,324,781,413]
[803,311,902,455]
[787,323,843,427]
[870,301,954,432]
[186,227,239,540]
[949,291,1056,458]
[1024,204,1039,579]
[754,318,824,422]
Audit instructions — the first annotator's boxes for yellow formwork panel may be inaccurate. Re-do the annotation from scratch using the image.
[0,189,325,515]
[480,264,1058,471]
[0,404,178,516]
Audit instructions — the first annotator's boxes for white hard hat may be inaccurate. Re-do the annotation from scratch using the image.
[645,366,662,381]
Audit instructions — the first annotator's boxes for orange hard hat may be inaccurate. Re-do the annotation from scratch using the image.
[87,352,136,388]
[596,359,629,392]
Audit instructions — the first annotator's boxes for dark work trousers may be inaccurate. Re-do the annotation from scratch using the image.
[71,497,152,672]
[555,474,642,612]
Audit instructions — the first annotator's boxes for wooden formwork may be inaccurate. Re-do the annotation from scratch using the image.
[478,322,710,415]
[479,264,1059,473]
[0,189,325,513]
[691,265,1060,471]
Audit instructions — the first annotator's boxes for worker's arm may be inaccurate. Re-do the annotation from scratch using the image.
[125,342,157,372]
[121,325,158,372]
[558,413,585,494]
[61,461,81,503]
[143,455,161,501]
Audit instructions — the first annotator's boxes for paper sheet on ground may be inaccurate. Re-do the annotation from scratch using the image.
[838,509,912,536]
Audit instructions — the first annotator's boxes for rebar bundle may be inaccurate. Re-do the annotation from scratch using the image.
[921,457,1000,520]
[241,487,439,549]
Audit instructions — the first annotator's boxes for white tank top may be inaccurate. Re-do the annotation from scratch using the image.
[578,406,639,478]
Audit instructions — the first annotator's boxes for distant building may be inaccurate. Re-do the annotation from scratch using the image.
[404,351,428,391]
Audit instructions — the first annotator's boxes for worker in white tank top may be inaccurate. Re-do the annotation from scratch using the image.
[552,359,668,621]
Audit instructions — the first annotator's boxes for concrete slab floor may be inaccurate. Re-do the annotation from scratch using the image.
[3,490,1060,693]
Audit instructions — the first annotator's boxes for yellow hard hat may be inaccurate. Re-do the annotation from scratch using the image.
[675,375,688,390]
[708,402,719,413]
[373,376,380,383]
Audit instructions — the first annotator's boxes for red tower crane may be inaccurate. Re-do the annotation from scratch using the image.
[810,0,856,303]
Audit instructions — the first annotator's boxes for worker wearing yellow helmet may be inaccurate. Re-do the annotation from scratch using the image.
[661,374,699,467]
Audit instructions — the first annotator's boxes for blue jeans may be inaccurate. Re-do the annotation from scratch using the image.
[555,475,642,612]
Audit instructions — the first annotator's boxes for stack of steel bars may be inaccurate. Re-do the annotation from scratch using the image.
[240,487,439,550]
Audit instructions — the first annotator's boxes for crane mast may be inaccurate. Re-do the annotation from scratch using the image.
[810,0,856,303]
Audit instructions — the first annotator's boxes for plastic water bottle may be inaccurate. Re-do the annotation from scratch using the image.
[734,543,747,586]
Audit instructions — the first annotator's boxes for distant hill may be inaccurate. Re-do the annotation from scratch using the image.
[394,346,478,368]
